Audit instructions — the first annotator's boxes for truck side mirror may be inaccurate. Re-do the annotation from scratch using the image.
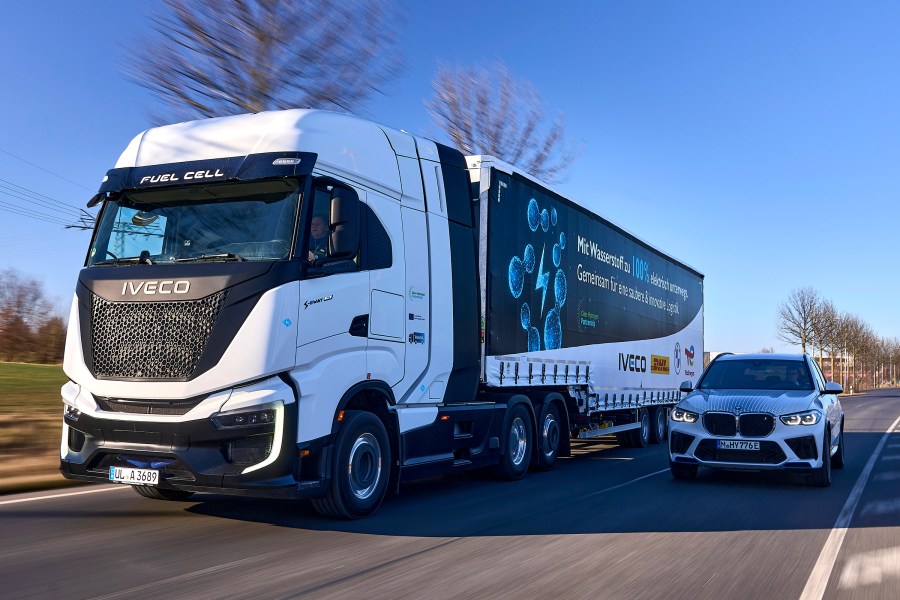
[329,187,360,259]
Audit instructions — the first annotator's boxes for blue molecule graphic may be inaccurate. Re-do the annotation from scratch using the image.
[523,244,535,274]
[540,208,549,232]
[544,308,562,350]
[509,256,524,298]
[552,243,561,267]
[551,207,558,226]
[527,198,540,232]
[555,269,567,308]
[559,232,566,249]
[520,303,531,331]
[528,326,541,352]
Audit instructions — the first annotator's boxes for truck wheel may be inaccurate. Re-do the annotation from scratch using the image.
[132,485,194,501]
[809,427,832,487]
[649,407,667,444]
[669,460,697,480]
[629,409,650,448]
[495,404,533,480]
[312,410,391,519]
[535,403,561,471]
[831,420,845,469]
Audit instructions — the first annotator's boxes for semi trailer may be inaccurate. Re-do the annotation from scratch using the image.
[59,109,704,518]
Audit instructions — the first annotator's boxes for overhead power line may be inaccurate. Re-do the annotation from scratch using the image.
[0,147,94,192]
[0,177,83,211]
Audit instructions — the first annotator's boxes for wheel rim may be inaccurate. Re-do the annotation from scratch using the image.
[542,412,560,459]
[347,432,382,500]
[510,416,528,466]
[655,410,666,440]
[641,412,650,442]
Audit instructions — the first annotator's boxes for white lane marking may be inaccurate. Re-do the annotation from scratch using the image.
[580,468,669,499]
[887,443,900,449]
[872,471,900,482]
[799,412,900,600]
[0,485,128,506]
[838,546,900,588]
[880,454,900,461]
[860,499,900,517]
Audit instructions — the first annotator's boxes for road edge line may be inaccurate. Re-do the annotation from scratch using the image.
[0,485,127,506]
[798,413,900,600]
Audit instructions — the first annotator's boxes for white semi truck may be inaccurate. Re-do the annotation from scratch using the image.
[60,109,704,518]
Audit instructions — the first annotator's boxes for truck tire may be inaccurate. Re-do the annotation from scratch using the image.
[132,485,194,501]
[312,410,391,519]
[809,427,833,487]
[649,407,667,444]
[495,404,533,480]
[669,460,698,480]
[628,409,650,448]
[535,402,561,471]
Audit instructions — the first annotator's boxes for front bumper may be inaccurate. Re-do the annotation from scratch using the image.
[59,380,330,499]
[668,416,826,471]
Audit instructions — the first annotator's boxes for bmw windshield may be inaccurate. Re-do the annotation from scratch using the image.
[88,180,300,266]
[697,359,814,391]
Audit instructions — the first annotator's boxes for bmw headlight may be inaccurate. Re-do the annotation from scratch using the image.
[780,410,821,426]
[672,407,699,423]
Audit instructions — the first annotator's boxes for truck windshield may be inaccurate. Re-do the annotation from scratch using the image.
[698,359,814,391]
[88,179,300,266]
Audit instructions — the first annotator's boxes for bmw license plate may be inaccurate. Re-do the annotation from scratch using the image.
[109,466,159,486]
[717,440,760,451]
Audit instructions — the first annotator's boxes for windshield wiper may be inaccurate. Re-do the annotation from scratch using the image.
[92,257,145,267]
[175,253,245,263]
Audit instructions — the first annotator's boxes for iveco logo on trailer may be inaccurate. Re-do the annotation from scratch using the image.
[618,353,647,373]
[139,169,225,185]
[121,280,190,296]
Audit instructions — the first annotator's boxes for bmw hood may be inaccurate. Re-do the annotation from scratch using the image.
[678,389,820,415]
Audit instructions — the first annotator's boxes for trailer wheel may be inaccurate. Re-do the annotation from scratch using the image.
[649,407,667,445]
[132,486,194,501]
[535,403,561,471]
[312,410,391,519]
[495,404,533,480]
[628,409,650,448]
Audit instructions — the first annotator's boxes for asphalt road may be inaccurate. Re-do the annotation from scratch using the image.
[3,389,899,600]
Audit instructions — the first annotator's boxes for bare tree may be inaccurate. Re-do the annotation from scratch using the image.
[759,346,775,353]
[127,0,403,123]
[776,287,820,354]
[426,61,581,183]
[0,269,64,364]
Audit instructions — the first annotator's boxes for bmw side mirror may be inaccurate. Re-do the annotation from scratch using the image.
[679,380,693,393]
[824,381,843,395]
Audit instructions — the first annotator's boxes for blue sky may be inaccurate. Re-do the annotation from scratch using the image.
[1,1,898,353]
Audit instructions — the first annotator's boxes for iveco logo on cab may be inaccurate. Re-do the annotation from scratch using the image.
[618,353,647,373]
[121,280,190,296]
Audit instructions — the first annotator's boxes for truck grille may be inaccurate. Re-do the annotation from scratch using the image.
[90,291,227,379]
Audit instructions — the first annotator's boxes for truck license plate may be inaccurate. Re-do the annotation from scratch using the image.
[716,440,760,451]
[109,466,159,486]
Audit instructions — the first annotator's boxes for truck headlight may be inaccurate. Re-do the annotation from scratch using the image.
[672,407,699,423]
[780,410,821,426]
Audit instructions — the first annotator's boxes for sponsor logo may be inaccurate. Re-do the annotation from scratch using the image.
[303,294,333,309]
[408,313,425,321]
[408,332,426,345]
[121,280,190,296]
[618,353,647,373]
[685,344,695,367]
[139,169,225,185]
[650,355,670,375]
[408,287,426,301]
[674,342,682,375]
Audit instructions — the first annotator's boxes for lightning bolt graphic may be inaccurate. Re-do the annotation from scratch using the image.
[535,244,550,316]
